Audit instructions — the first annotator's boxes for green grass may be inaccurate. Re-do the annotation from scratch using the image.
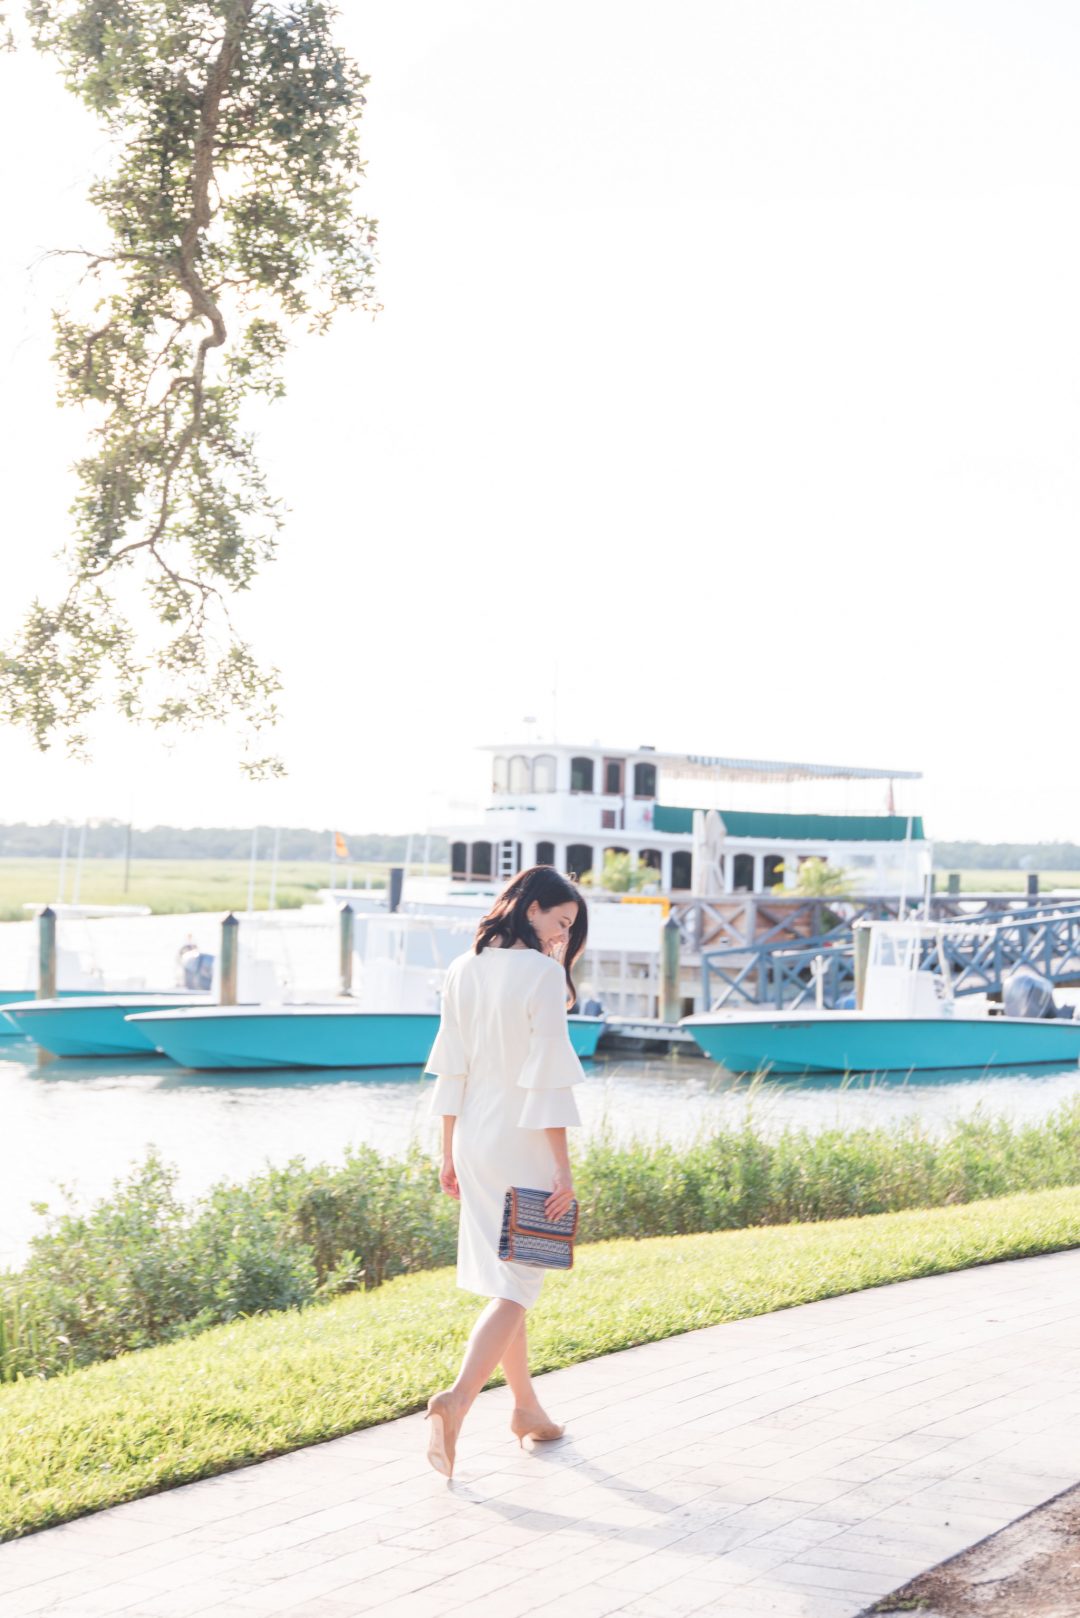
[1,857,1072,919]
[0,858,449,922]
[3,1184,1080,1539]
[935,868,1080,895]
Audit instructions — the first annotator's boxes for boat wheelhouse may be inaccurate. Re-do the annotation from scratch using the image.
[436,743,930,897]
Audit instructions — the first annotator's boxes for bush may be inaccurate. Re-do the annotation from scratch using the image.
[4,1098,1080,1384]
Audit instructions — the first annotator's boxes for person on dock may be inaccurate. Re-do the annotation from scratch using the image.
[422,865,588,1478]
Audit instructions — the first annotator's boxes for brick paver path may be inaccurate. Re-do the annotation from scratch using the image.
[2,1249,1080,1618]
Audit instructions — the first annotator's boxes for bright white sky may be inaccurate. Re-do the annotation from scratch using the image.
[1,1,1079,842]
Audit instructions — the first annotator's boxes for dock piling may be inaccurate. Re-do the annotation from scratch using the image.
[220,913,239,1006]
[38,907,57,1000]
[853,922,871,1010]
[339,903,355,996]
[661,913,681,1023]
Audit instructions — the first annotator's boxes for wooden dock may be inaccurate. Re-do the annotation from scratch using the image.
[597,1016,702,1054]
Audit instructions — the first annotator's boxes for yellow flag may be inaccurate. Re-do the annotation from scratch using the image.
[334,832,349,860]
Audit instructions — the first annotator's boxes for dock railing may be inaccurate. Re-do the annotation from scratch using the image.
[671,891,1080,960]
[695,896,1080,1011]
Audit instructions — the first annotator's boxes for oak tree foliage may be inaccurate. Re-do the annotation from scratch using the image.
[1,0,377,775]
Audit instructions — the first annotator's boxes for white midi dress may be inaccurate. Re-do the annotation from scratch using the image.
[424,945,585,1309]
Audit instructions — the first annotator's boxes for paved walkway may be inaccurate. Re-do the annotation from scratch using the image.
[2,1250,1080,1618]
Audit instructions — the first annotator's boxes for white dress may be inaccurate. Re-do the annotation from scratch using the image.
[424,945,585,1309]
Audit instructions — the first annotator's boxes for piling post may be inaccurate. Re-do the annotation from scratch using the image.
[947,872,960,896]
[660,913,681,1023]
[220,913,239,1006]
[1026,872,1039,901]
[339,903,355,996]
[853,921,871,1010]
[38,907,57,1000]
[388,866,404,913]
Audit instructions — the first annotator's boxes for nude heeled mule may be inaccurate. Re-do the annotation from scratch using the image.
[425,1391,462,1478]
[511,1407,566,1447]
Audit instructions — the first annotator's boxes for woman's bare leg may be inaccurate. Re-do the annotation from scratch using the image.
[499,1312,542,1410]
[446,1298,526,1415]
[500,1315,563,1438]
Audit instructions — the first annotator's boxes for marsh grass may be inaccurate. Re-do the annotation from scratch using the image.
[0,858,452,921]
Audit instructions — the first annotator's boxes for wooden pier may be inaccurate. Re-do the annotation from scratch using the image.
[695,897,1080,1012]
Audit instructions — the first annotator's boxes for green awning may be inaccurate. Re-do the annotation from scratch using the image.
[652,806,925,841]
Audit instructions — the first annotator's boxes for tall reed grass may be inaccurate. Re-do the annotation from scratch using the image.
[4,1092,1080,1383]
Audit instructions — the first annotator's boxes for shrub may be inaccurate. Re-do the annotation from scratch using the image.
[4,1098,1080,1383]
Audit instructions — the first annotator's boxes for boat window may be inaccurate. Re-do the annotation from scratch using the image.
[566,843,593,878]
[532,754,557,793]
[603,758,624,794]
[508,755,530,793]
[537,841,556,866]
[733,854,754,892]
[570,757,594,793]
[451,842,467,876]
[633,762,657,798]
[470,841,492,877]
[671,850,692,890]
[492,755,508,793]
[873,934,919,969]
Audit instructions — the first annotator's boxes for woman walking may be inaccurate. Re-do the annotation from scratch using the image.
[422,865,588,1478]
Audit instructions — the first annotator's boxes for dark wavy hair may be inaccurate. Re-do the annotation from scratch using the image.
[474,865,588,1007]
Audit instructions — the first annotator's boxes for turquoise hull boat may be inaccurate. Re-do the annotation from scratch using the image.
[4,996,211,1058]
[127,1006,606,1071]
[682,1011,1080,1076]
[0,988,163,1042]
[568,1015,605,1058]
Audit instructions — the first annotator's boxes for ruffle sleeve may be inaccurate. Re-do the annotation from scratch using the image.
[425,967,468,1117]
[517,959,584,1130]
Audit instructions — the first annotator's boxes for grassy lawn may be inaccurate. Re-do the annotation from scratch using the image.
[935,868,1080,895]
[0,859,449,922]
[3,1185,1080,1539]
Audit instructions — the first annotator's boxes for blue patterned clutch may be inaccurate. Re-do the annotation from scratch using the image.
[499,1185,579,1269]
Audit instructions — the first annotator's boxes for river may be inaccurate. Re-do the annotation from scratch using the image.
[5,1040,1080,1269]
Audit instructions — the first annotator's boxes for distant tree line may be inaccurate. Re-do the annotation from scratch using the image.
[0,824,1073,870]
[934,842,1080,871]
[0,823,449,862]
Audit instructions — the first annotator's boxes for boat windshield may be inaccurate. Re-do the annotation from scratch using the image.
[871,932,922,971]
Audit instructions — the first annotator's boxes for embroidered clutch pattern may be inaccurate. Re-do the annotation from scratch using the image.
[499,1185,579,1269]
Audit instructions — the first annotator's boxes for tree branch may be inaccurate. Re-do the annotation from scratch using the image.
[4,0,378,774]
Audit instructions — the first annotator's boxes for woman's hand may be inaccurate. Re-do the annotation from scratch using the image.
[439,1157,460,1200]
[544,1167,576,1222]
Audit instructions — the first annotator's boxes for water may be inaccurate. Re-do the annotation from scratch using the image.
[4,1041,1080,1268]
